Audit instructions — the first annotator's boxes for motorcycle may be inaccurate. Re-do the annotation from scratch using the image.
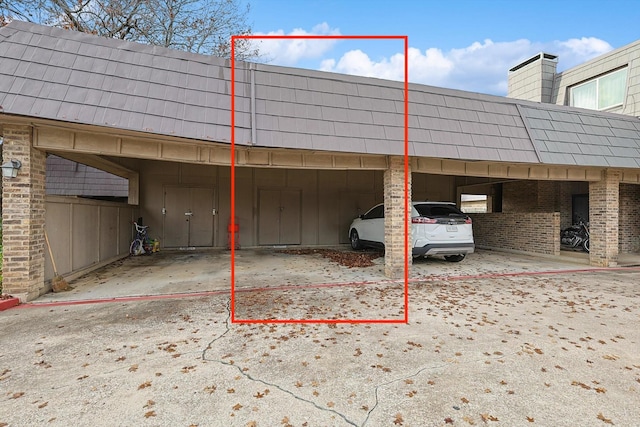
[560,220,590,253]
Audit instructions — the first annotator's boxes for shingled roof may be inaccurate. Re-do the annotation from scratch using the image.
[2,20,640,168]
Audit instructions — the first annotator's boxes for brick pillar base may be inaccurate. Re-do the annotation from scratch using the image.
[2,125,46,301]
[589,170,619,267]
[384,156,411,279]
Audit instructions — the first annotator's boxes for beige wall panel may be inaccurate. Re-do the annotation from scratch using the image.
[99,206,119,259]
[507,166,530,179]
[412,173,456,202]
[255,168,286,187]
[162,143,199,161]
[465,163,489,176]
[442,160,466,175]
[247,150,270,165]
[548,168,568,180]
[318,170,347,245]
[288,170,318,245]
[304,154,333,167]
[488,164,509,177]
[361,156,387,169]
[528,167,550,179]
[72,204,100,270]
[120,208,135,254]
[585,169,605,181]
[121,138,160,158]
[271,152,303,166]
[74,133,118,153]
[36,128,73,149]
[44,202,72,277]
[231,166,254,248]
[45,197,136,281]
[567,169,587,181]
[347,170,377,191]
[180,163,217,185]
[333,156,360,169]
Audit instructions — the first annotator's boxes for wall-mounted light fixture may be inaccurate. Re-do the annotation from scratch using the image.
[1,159,22,178]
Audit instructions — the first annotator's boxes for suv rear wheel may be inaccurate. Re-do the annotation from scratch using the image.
[444,254,465,262]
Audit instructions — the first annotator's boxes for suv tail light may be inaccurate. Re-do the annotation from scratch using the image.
[412,217,437,224]
[465,217,472,224]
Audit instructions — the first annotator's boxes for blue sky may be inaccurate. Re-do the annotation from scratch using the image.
[246,0,640,95]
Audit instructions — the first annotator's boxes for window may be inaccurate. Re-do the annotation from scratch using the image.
[570,67,627,111]
[363,205,384,220]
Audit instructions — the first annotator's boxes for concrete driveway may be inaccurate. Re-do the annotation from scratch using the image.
[1,249,639,426]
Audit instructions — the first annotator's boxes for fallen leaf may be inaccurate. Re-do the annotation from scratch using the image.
[254,392,265,399]
[480,413,499,422]
[463,415,476,425]
[461,397,470,404]
[233,403,243,411]
[445,417,454,424]
[393,413,404,425]
[246,422,257,427]
[597,413,614,424]
[327,401,335,407]
[143,400,155,408]
[38,402,48,409]
[527,417,535,422]
[116,356,126,362]
[204,385,217,394]
[281,416,290,424]
[227,388,235,393]
[11,392,24,399]
[128,364,138,372]
[138,381,151,390]
[144,411,156,418]
[595,387,607,394]
[405,379,414,385]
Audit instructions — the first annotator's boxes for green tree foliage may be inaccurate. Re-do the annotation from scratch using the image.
[0,0,258,59]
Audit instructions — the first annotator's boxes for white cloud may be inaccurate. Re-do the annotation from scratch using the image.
[319,37,614,95]
[252,22,341,66]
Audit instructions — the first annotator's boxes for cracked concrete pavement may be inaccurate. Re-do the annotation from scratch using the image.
[1,250,639,426]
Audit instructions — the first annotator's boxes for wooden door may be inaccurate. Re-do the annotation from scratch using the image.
[258,189,301,245]
[163,186,215,248]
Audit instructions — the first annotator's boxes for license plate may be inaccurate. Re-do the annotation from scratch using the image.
[446,225,458,232]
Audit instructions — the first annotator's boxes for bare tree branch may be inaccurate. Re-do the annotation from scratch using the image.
[0,0,259,59]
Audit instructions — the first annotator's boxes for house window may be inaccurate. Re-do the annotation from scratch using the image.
[569,67,628,110]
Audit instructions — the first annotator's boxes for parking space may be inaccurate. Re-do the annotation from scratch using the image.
[2,258,639,426]
[28,248,639,306]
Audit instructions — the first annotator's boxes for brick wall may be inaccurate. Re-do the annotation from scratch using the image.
[619,183,640,254]
[2,125,47,300]
[384,156,411,279]
[503,180,560,212]
[469,212,560,255]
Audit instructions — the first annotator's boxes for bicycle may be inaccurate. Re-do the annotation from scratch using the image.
[130,222,150,256]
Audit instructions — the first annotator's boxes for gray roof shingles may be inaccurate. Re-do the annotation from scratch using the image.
[2,21,640,168]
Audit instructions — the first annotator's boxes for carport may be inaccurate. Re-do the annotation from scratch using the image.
[2,21,640,302]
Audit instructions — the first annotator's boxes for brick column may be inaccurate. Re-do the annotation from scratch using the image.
[2,125,46,301]
[589,170,619,267]
[384,156,411,279]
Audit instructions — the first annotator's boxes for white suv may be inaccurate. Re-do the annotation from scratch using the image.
[348,202,474,262]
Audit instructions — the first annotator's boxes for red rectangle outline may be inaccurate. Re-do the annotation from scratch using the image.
[230,34,409,324]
